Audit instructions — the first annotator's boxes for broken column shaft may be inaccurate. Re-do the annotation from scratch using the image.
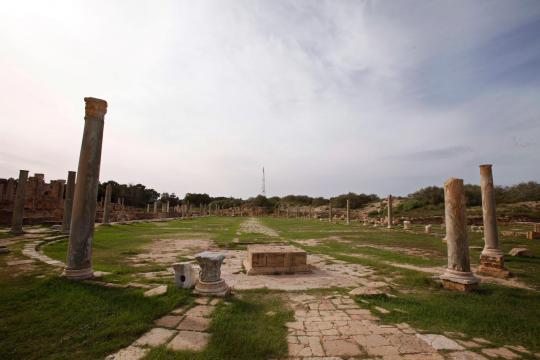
[440,178,479,291]
[11,170,29,234]
[102,183,112,224]
[61,171,76,234]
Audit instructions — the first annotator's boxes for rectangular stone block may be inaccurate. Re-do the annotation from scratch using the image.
[442,279,479,292]
[172,262,198,289]
[526,231,540,240]
[244,245,311,275]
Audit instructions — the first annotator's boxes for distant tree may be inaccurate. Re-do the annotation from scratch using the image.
[184,193,212,206]
[331,192,379,209]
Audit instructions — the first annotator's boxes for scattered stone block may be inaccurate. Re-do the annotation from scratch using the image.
[143,285,167,297]
[194,297,209,305]
[509,248,532,257]
[416,334,464,350]
[374,306,390,314]
[51,225,62,231]
[172,262,198,289]
[526,231,540,240]
[349,287,384,296]
[209,298,221,306]
[134,328,176,347]
[167,331,210,351]
[243,244,311,275]
[0,246,10,254]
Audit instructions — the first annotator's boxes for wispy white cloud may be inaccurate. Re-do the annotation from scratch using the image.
[0,0,539,197]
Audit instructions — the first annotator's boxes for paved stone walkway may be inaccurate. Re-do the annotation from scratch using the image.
[106,297,221,360]
[285,293,533,360]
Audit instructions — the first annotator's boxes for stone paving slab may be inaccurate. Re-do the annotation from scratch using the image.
[167,331,211,351]
[177,316,211,331]
[284,292,536,359]
[133,328,177,347]
[105,345,149,360]
[154,315,184,328]
[184,304,215,317]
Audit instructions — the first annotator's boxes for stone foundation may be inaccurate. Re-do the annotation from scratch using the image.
[478,254,511,278]
[244,244,311,275]
[194,279,230,297]
[442,279,479,292]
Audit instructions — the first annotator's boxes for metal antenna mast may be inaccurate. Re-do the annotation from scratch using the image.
[261,167,266,196]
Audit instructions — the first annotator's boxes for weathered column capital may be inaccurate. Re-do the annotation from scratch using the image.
[84,97,108,119]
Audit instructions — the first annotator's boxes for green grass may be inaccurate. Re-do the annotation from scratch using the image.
[144,290,293,360]
[0,276,191,360]
[356,285,540,352]
[43,217,244,283]
[3,216,540,358]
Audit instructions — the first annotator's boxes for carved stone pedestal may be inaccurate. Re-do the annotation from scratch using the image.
[440,269,480,292]
[194,252,230,297]
[478,253,512,278]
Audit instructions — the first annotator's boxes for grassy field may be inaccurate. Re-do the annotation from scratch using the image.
[2,215,540,358]
[0,262,192,360]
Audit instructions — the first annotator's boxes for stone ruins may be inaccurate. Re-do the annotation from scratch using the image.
[243,244,311,275]
[439,178,480,292]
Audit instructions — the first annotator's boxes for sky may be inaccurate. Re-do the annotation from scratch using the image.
[1,1,539,199]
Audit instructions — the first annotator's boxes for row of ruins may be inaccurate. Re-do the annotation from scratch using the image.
[4,97,539,292]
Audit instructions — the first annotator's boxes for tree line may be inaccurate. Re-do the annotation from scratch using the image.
[97,179,540,210]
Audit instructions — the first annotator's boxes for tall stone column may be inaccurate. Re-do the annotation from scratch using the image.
[153,202,157,214]
[61,171,76,234]
[440,178,479,291]
[346,199,350,225]
[328,201,332,222]
[478,164,511,278]
[102,183,112,224]
[11,170,29,234]
[65,97,107,280]
[166,201,170,213]
[387,195,393,228]
[146,203,150,213]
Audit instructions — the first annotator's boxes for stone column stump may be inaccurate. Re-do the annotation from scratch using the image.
[403,220,411,230]
[194,252,230,296]
[440,178,480,292]
[173,262,198,289]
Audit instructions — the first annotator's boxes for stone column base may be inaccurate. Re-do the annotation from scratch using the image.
[64,267,94,280]
[440,269,479,292]
[478,254,511,278]
[194,279,230,297]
